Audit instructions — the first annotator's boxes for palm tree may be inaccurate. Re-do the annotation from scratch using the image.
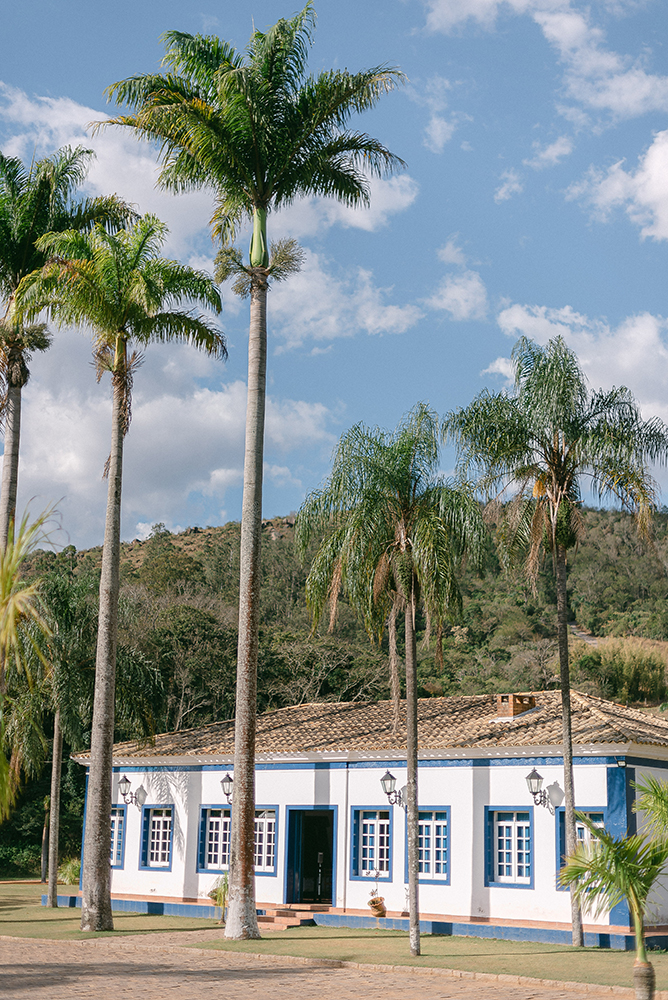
[296,403,484,956]
[40,569,162,908]
[443,335,668,946]
[0,146,132,549]
[0,509,53,819]
[101,2,405,939]
[16,215,226,931]
[560,814,668,1000]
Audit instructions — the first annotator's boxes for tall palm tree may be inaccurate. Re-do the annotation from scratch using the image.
[16,215,226,931]
[296,403,484,956]
[0,146,132,548]
[560,814,668,1000]
[101,2,405,939]
[443,335,668,946]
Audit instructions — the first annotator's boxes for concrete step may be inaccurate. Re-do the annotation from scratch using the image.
[257,914,315,929]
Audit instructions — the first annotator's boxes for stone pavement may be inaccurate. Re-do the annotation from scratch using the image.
[0,933,635,1000]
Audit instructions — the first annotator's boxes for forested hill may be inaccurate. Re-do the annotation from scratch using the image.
[5,506,668,878]
[27,505,668,734]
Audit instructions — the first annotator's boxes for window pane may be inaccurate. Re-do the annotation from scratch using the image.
[110,808,124,866]
[148,808,172,866]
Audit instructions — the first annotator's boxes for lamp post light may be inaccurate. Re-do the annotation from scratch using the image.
[221,773,233,804]
[380,770,403,807]
[117,775,147,808]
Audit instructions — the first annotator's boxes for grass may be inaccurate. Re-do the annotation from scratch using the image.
[191,926,668,990]
[1,880,666,990]
[0,881,221,940]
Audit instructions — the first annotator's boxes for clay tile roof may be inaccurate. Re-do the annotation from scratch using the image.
[103,690,668,761]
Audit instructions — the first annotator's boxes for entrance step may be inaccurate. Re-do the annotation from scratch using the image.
[256,904,332,930]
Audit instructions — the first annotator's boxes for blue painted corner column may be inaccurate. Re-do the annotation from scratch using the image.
[606,763,635,926]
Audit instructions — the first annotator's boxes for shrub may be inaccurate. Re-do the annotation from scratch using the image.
[572,637,668,703]
[0,844,41,877]
[57,857,81,885]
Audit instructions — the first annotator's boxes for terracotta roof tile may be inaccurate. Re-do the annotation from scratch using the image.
[104,690,668,760]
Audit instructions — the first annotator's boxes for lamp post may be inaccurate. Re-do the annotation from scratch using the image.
[117,775,147,808]
[221,773,233,804]
[380,770,403,807]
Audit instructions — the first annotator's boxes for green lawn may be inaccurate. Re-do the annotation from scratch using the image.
[192,926,668,991]
[0,881,221,939]
[1,880,666,991]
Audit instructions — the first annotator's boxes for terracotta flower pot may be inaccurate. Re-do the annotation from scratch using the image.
[368,896,386,917]
[633,961,655,1000]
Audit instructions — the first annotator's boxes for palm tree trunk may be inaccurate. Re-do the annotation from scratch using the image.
[388,602,401,735]
[40,796,49,882]
[46,709,63,907]
[556,542,584,948]
[80,342,126,933]
[404,575,420,957]
[633,907,655,1000]
[0,382,22,551]
[225,274,267,941]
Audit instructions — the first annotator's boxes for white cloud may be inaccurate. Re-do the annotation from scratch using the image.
[14,325,337,547]
[482,356,514,382]
[438,237,468,265]
[424,0,503,33]
[422,1,668,122]
[493,300,668,425]
[274,175,419,237]
[494,168,524,203]
[269,250,424,350]
[567,130,668,240]
[408,74,463,153]
[524,134,574,169]
[427,269,489,320]
[424,116,458,153]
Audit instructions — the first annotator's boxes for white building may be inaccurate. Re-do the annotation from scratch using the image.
[76,690,668,946]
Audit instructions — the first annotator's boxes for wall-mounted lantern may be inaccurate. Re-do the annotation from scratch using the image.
[525,768,552,812]
[118,775,147,808]
[380,770,403,806]
[221,773,233,804]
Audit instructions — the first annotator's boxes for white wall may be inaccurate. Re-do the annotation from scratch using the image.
[107,758,618,926]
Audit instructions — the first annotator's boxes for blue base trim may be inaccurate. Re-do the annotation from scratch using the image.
[41,894,222,920]
[44,895,668,952]
[311,912,659,950]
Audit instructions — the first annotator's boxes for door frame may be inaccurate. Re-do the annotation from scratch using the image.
[283,805,338,905]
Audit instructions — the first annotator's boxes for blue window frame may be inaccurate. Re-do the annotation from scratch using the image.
[197,806,231,872]
[110,805,126,869]
[351,807,392,881]
[484,807,534,889]
[404,807,450,884]
[197,804,277,876]
[555,807,606,889]
[140,805,173,871]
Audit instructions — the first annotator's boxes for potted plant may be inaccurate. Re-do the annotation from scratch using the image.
[366,870,387,917]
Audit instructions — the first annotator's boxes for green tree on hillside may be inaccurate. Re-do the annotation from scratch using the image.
[102,2,405,939]
[297,403,484,956]
[444,335,668,946]
[17,215,225,932]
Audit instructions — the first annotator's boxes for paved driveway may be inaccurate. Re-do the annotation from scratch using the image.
[0,934,634,1000]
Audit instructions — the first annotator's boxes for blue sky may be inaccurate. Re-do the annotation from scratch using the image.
[2,0,668,547]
